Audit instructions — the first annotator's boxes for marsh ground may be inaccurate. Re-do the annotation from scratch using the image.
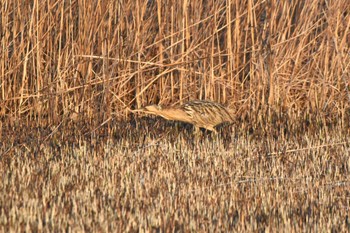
[1,0,350,231]
[1,119,349,232]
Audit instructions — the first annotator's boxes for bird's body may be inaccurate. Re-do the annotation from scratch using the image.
[133,100,234,134]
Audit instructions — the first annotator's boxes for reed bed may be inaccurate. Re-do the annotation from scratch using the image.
[1,0,350,231]
[1,0,349,127]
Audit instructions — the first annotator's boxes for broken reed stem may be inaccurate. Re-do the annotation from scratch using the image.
[267,141,348,157]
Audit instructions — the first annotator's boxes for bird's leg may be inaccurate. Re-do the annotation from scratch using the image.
[194,126,201,136]
[210,130,218,140]
[193,126,203,144]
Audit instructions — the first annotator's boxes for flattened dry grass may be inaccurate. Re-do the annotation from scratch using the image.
[1,0,350,231]
[0,123,349,232]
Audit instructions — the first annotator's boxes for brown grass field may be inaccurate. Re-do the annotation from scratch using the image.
[1,0,350,231]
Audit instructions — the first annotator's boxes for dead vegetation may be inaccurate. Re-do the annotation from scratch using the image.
[0,0,349,231]
[0,123,349,232]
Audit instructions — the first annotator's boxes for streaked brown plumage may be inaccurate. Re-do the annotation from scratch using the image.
[132,100,234,134]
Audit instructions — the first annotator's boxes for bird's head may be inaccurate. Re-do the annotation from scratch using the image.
[141,104,162,113]
[131,104,162,114]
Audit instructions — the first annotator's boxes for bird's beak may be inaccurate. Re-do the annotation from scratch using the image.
[129,107,146,113]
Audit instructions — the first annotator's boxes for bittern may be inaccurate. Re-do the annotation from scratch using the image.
[132,100,234,134]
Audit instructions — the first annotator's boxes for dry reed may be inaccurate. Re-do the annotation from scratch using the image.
[1,0,350,231]
[0,0,349,128]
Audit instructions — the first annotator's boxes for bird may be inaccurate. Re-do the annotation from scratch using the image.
[131,100,234,134]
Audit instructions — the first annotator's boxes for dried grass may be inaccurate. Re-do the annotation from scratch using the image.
[1,0,350,231]
[0,123,349,231]
[1,0,349,126]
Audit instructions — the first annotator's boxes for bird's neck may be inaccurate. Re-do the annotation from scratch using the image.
[157,108,191,122]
